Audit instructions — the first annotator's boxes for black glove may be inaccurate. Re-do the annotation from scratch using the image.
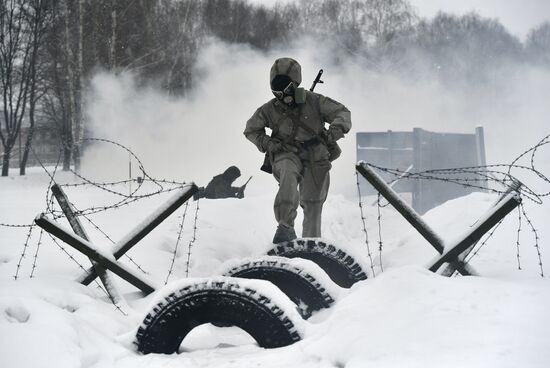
[327,126,345,144]
[264,138,284,155]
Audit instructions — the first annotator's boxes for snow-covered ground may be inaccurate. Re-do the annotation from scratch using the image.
[1,167,549,368]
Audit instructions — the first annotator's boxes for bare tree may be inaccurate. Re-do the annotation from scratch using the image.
[526,22,550,66]
[412,12,522,83]
[0,0,34,176]
[363,0,416,44]
[19,0,51,175]
[43,0,83,172]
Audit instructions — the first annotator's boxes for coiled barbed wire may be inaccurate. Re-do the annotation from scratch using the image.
[365,133,550,204]
[357,133,549,277]
[4,137,198,294]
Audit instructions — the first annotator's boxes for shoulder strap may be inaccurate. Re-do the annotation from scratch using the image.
[291,104,327,144]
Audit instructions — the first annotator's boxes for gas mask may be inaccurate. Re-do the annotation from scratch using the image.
[271,79,306,106]
[272,80,296,106]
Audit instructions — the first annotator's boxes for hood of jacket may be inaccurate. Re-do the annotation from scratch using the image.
[270,58,302,90]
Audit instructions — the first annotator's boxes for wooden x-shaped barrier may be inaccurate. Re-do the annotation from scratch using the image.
[35,183,198,299]
[356,162,522,276]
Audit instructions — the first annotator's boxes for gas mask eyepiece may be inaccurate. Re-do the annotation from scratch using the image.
[271,76,296,105]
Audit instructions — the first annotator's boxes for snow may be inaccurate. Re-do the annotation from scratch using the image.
[1,167,550,367]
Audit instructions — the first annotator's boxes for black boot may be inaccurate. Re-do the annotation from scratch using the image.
[272,224,297,244]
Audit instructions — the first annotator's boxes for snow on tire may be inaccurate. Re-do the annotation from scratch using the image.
[219,256,340,319]
[267,238,368,288]
[134,277,304,354]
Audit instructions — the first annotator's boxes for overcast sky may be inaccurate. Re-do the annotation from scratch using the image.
[410,0,550,39]
[249,0,550,39]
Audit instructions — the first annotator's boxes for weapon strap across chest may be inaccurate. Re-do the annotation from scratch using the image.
[275,104,324,145]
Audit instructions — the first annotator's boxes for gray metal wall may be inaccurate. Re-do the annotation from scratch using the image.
[357,127,487,214]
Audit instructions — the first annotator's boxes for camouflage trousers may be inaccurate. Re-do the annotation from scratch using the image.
[271,150,331,238]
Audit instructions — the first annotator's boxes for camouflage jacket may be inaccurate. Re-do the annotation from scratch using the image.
[244,90,351,159]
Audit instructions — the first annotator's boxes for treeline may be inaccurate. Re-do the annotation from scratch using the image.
[1,0,549,176]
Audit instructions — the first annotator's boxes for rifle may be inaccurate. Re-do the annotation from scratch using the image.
[237,176,252,198]
[310,69,324,92]
[260,69,325,174]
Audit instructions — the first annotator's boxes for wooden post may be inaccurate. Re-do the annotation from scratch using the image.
[77,184,198,285]
[35,214,157,294]
[51,184,124,304]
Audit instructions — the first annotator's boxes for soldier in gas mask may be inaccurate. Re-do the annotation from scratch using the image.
[244,58,351,243]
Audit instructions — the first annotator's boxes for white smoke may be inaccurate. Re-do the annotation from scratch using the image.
[83,37,550,197]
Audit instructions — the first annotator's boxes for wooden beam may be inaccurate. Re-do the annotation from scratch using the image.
[35,214,157,294]
[428,190,521,272]
[51,184,124,304]
[357,162,446,253]
[438,180,522,276]
[356,162,479,276]
[77,184,198,285]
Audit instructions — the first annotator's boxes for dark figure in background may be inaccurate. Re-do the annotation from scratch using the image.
[194,166,247,200]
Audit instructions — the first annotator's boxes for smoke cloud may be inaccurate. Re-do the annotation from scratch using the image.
[83,37,550,197]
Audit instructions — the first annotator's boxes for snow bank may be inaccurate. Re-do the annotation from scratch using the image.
[1,170,549,367]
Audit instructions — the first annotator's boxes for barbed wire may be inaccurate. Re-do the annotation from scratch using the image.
[519,202,544,277]
[508,133,549,178]
[165,202,189,285]
[5,133,547,288]
[355,171,377,277]
[185,199,200,278]
[516,203,523,271]
[462,219,504,266]
[0,136,205,319]
[30,228,45,279]
[1,137,201,317]
[45,232,88,273]
[44,230,127,315]
[0,222,34,228]
[14,224,36,280]
[28,192,56,279]
[359,133,549,277]
[376,193,384,273]
[79,213,149,275]
[366,133,550,205]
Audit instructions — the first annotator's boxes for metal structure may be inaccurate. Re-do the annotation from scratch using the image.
[357,127,487,213]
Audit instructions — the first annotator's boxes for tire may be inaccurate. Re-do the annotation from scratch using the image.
[267,239,368,288]
[220,256,338,319]
[134,277,303,354]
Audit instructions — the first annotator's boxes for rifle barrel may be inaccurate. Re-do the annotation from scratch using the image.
[310,69,324,91]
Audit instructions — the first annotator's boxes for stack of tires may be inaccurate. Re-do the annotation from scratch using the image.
[134,239,368,354]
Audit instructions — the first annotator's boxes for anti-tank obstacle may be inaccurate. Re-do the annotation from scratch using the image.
[34,183,324,353]
[36,184,200,295]
[356,161,522,276]
[34,163,523,356]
